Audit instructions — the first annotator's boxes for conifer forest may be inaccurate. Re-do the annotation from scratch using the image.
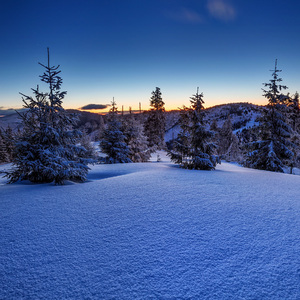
[1,54,299,183]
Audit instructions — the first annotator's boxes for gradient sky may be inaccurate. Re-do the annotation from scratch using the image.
[0,0,299,113]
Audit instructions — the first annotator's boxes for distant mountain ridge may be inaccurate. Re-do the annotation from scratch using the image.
[0,103,263,137]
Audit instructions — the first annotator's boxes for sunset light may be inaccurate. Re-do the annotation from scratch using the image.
[1,1,300,299]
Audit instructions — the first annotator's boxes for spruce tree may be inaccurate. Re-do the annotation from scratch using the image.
[1,126,15,162]
[218,116,234,156]
[190,87,204,113]
[217,116,242,161]
[289,92,300,132]
[244,60,293,172]
[122,114,151,162]
[224,134,242,162]
[80,130,98,160]
[100,99,131,163]
[167,106,191,167]
[189,89,218,169]
[0,130,9,163]
[168,88,219,170]
[144,87,166,151]
[4,49,91,184]
[209,119,220,152]
[287,92,300,171]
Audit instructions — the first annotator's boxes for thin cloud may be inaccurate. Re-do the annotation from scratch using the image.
[80,104,110,110]
[167,8,204,24]
[207,0,236,21]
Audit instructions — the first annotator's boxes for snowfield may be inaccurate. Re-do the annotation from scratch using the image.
[1,152,300,299]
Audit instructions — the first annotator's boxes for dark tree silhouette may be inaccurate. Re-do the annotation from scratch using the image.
[144,87,166,151]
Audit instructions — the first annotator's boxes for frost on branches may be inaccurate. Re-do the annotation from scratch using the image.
[244,60,293,172]
[122,114,151,162]
[4,49,92,185]
[100,99,131,164]
[168,88,219,170]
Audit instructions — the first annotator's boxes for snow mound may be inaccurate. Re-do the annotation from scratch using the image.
[0,156,300,299]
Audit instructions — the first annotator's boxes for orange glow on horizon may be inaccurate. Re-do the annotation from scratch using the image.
[68,98,267,115]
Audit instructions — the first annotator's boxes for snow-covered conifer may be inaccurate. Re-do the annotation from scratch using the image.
[4,49,92,184]
[244,60,293,172]
[122,114,151,162]
[167,106,191,166]
[190,88,219,169]
[217,116,242,161]
[190,87,204,113]
[100,99,131,163]
[80,131,98,160]
[287,92,300,171]
[224,134,242,162]
[218,116,234,155]
[288,92,300,132]
[168,88,219,170]
[0,130,9,163]
[1,126,15,162]
[144,87,166,151]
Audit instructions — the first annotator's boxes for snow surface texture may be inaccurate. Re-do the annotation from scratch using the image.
[1,152,300,299]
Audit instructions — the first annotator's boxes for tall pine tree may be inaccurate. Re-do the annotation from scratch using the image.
[168,88,219,170]
[4,49,92,184]
[144,87,166,151]
[287,92,300,171]
[244,60,293,172]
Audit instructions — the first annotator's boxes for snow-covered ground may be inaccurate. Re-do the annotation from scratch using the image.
[1,153,300,299]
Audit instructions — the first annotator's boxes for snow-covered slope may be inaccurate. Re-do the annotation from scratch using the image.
[165,103,262,142]
[0,113,22,130]
[204,102,261,130]
[1,154,299,299]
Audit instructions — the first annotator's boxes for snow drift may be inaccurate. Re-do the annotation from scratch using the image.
[0,153,299,299]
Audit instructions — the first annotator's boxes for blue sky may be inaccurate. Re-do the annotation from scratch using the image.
[0,0,299,113]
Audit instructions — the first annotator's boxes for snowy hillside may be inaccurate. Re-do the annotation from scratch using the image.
[1,153,300,299]
[165,103,262,142]
[204,102,261,129]
[0,103,262,137]
[0,113,22,130]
